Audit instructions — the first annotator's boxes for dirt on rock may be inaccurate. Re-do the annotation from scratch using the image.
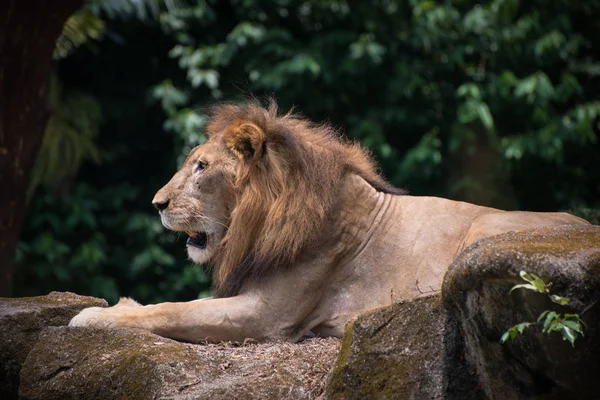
[20,326,340,400]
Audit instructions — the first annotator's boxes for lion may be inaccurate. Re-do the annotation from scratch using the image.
[70,101,589,342]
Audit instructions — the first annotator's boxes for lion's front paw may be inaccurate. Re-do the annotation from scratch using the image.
[69,297,146,329]
[69,307,117,328]
[69,307,112,328]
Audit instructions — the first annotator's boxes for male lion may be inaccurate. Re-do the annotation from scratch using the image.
[70,101,588,342]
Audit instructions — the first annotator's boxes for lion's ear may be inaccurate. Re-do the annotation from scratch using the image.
[224,122,265,162]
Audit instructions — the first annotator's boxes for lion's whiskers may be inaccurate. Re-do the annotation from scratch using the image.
[193,214,229,230]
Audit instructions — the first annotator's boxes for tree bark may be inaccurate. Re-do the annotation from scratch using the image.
[447,129,517,210]
[0,0,83,297]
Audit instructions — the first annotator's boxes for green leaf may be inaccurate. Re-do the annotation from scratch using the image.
[564,313,585,326]
[550,294,570,306]
[54,8,105,60]
[227,22,266,46]
[534,30,566,57]
[561,326,577,346]
[457,83,481,99]
[500,322,532,344]
[518,271,546,293]
[542,311,559,333]
[516,322,533,334]
[562,319,582,334]
[515,75,537,98]
[537,310,550,322]
[456,98,495,133]
[477,102,494,130]
[510,283,538,293]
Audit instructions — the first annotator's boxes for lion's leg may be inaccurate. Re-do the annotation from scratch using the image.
[70,254,334,342]
[69,294,269,342]
[69,287,318,343]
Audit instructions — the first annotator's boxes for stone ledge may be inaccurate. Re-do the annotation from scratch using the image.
[0,292,107,400]
[20,326,339,400]
[325,295,483,400]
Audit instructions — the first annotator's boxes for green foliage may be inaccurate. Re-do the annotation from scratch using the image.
[54,1,185,60]
[16,1,600,303]
[16,183,212,304]
[29,73,102,198]
[17,4,212,304]
[89,0,183,21]
[500,271,585,347]
[500,322,534,343]
[150,0,600,209]
[54,8,105,59]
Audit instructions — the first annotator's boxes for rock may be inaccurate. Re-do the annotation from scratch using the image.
[0,292,107,400]
[443,225,600,399]
[7,225,600,399]
[19,326,339,400]
[325,295,483,400]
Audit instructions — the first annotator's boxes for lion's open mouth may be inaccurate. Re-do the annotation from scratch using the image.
[186,232,208,249]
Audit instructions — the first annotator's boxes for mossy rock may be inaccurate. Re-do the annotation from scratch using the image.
[19,326,340,399]
[443,225,600,399]
[325,296,483,399]
[0,292,107,400]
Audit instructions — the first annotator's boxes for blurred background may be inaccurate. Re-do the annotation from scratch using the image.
[5,0,600,304]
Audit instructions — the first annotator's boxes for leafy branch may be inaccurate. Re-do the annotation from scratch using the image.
[500,271,585,347]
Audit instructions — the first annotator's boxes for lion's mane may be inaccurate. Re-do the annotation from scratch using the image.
[206,101,405,297]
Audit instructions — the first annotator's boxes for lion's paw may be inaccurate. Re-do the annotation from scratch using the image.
[69,307,119,329]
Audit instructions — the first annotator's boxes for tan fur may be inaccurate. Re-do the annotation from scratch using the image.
[70,101,589,343]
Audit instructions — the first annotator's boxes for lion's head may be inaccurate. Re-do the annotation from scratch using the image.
[153,101,404,297]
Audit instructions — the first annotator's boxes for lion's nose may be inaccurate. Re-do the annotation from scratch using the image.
[152,199,170,211]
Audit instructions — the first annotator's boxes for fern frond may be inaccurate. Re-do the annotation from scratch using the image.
[29,74,103,198]
[54,8,105,59]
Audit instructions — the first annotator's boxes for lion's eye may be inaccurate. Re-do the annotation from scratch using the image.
[196,161,208,172]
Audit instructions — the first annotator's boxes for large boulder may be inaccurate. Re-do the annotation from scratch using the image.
[325,295,483,400]
[443,225,600,399]
[0,292,107,400]
[19,327,339,400]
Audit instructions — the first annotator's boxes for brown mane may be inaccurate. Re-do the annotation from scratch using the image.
[206,100,405,297]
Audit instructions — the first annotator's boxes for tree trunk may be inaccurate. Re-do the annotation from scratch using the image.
[0,0,82,297]
[447,129,517,210]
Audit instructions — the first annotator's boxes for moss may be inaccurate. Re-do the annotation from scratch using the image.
[326,297,450,399]
[337,321,354,366]
[326,321,355,397]
[112,350,154,399]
